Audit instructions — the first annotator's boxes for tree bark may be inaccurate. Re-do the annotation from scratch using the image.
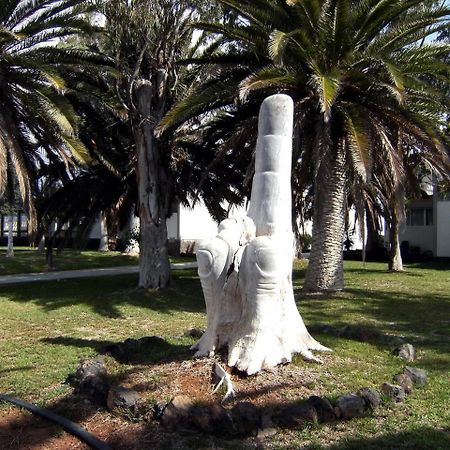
[98,213,109,252]
[123,212,140,254]
[388,210,403,271]
[6,214,14,258]
[132,80,171,289]
[365,210,379,254]
[303,143,347,292]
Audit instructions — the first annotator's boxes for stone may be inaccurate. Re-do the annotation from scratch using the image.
[160,395,192,430]
[357,388,381,409]
[257,408,277,438]
[393,343,415,362]
[189,404,215,434]
[68,356,110,406]
[190,402,231,435]
[72,356,107,380]
[107,386,140,412]
[308,396,336,422]
[335,394,367,419]
[393,373,413,394]
[381,383,406,402]
[184,328,205,339]
[382,335,405,347]
[404,366,428,386]
[231,402,261,436]
[102,343,125,360]
[274,400,318,428]
[192,94,330,375]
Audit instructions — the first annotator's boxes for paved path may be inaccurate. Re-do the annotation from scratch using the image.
[0,262,198,285]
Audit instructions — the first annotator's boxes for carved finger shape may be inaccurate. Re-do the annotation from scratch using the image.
[195,94,330,374]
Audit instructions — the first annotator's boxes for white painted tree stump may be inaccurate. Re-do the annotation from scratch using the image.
[193,94,331,375]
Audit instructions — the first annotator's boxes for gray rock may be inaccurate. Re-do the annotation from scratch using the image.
[231,402,261,436]
[184,328,205,339]
[274,400,318,428]
[257,409,277,438]
[381,383,406,402]
[72,356,107,380]
[393,343,415,362]
[308,396,336,422]
[357,388,381,409]
[393,373,413,394]
[160,395,192,429]
[107,385,140,411]
[335,394,367,419]
[68,356,110,405]
[404,366,428,386]
[382,335,405,347]
[190,402,231,435]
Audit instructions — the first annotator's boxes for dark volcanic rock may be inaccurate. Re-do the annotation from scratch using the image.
[393,373,413,394]
[231,402,261,436]
[357,388,381,409]
[257,409,277,439]
[335,394,366,419]
[274,400,318,428]
[190,402,231,435]
[308,396,336,422]
[404,366,428,386]
[184,328,205,339]
[393,344,415,362]
[160,395,193,430]
[107,386,140,412]
[68,356,110,405]
[381,383,406,402]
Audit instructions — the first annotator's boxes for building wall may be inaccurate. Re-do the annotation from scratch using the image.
[436,201,450,257]
[400,226,434,254]
[179,201,220,241]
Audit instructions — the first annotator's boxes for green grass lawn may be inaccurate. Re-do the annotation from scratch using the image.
[0,260,449,448]
[0,247,139,274]
[0,247,194,275]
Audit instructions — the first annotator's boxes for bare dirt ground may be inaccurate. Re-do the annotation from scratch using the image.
[0,358,322,449]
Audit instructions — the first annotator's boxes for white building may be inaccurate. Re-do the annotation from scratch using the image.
[400,182,450,258]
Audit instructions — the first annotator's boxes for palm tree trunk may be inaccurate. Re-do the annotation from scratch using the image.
[365,210,378,254]
[132,80,171,289]
[304,144,347,292]
[6,214,14,258]
[98,213,109,252]
[388,210,403,271]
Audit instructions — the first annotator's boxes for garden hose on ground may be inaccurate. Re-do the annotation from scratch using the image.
[0,394,112,450]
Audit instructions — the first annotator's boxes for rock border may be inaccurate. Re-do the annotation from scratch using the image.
[66,335,429,438]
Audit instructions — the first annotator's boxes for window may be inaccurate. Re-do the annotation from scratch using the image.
[425,208,433,226]
[406,207,433,226]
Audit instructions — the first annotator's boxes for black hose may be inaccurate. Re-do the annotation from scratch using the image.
[0,394,112,450]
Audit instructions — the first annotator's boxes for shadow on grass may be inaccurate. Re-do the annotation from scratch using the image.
[41,336,192,366]
[294,284,450,359]
[1,270,204,318]
[0,366,36,375]
[314,426,450,450]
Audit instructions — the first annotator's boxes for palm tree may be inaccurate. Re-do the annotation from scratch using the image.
[0,0,99,233]
[162,0,450,291]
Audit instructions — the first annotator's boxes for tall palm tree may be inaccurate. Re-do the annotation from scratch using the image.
[0,0,99,232]
[162,0,450,291]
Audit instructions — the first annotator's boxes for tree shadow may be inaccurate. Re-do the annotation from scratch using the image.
[41,335,192,366]
[294,285,450,360]
[1,270,205,318]
[0,366,35,375]
[0,392,105,450]
[315,426,450,449]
